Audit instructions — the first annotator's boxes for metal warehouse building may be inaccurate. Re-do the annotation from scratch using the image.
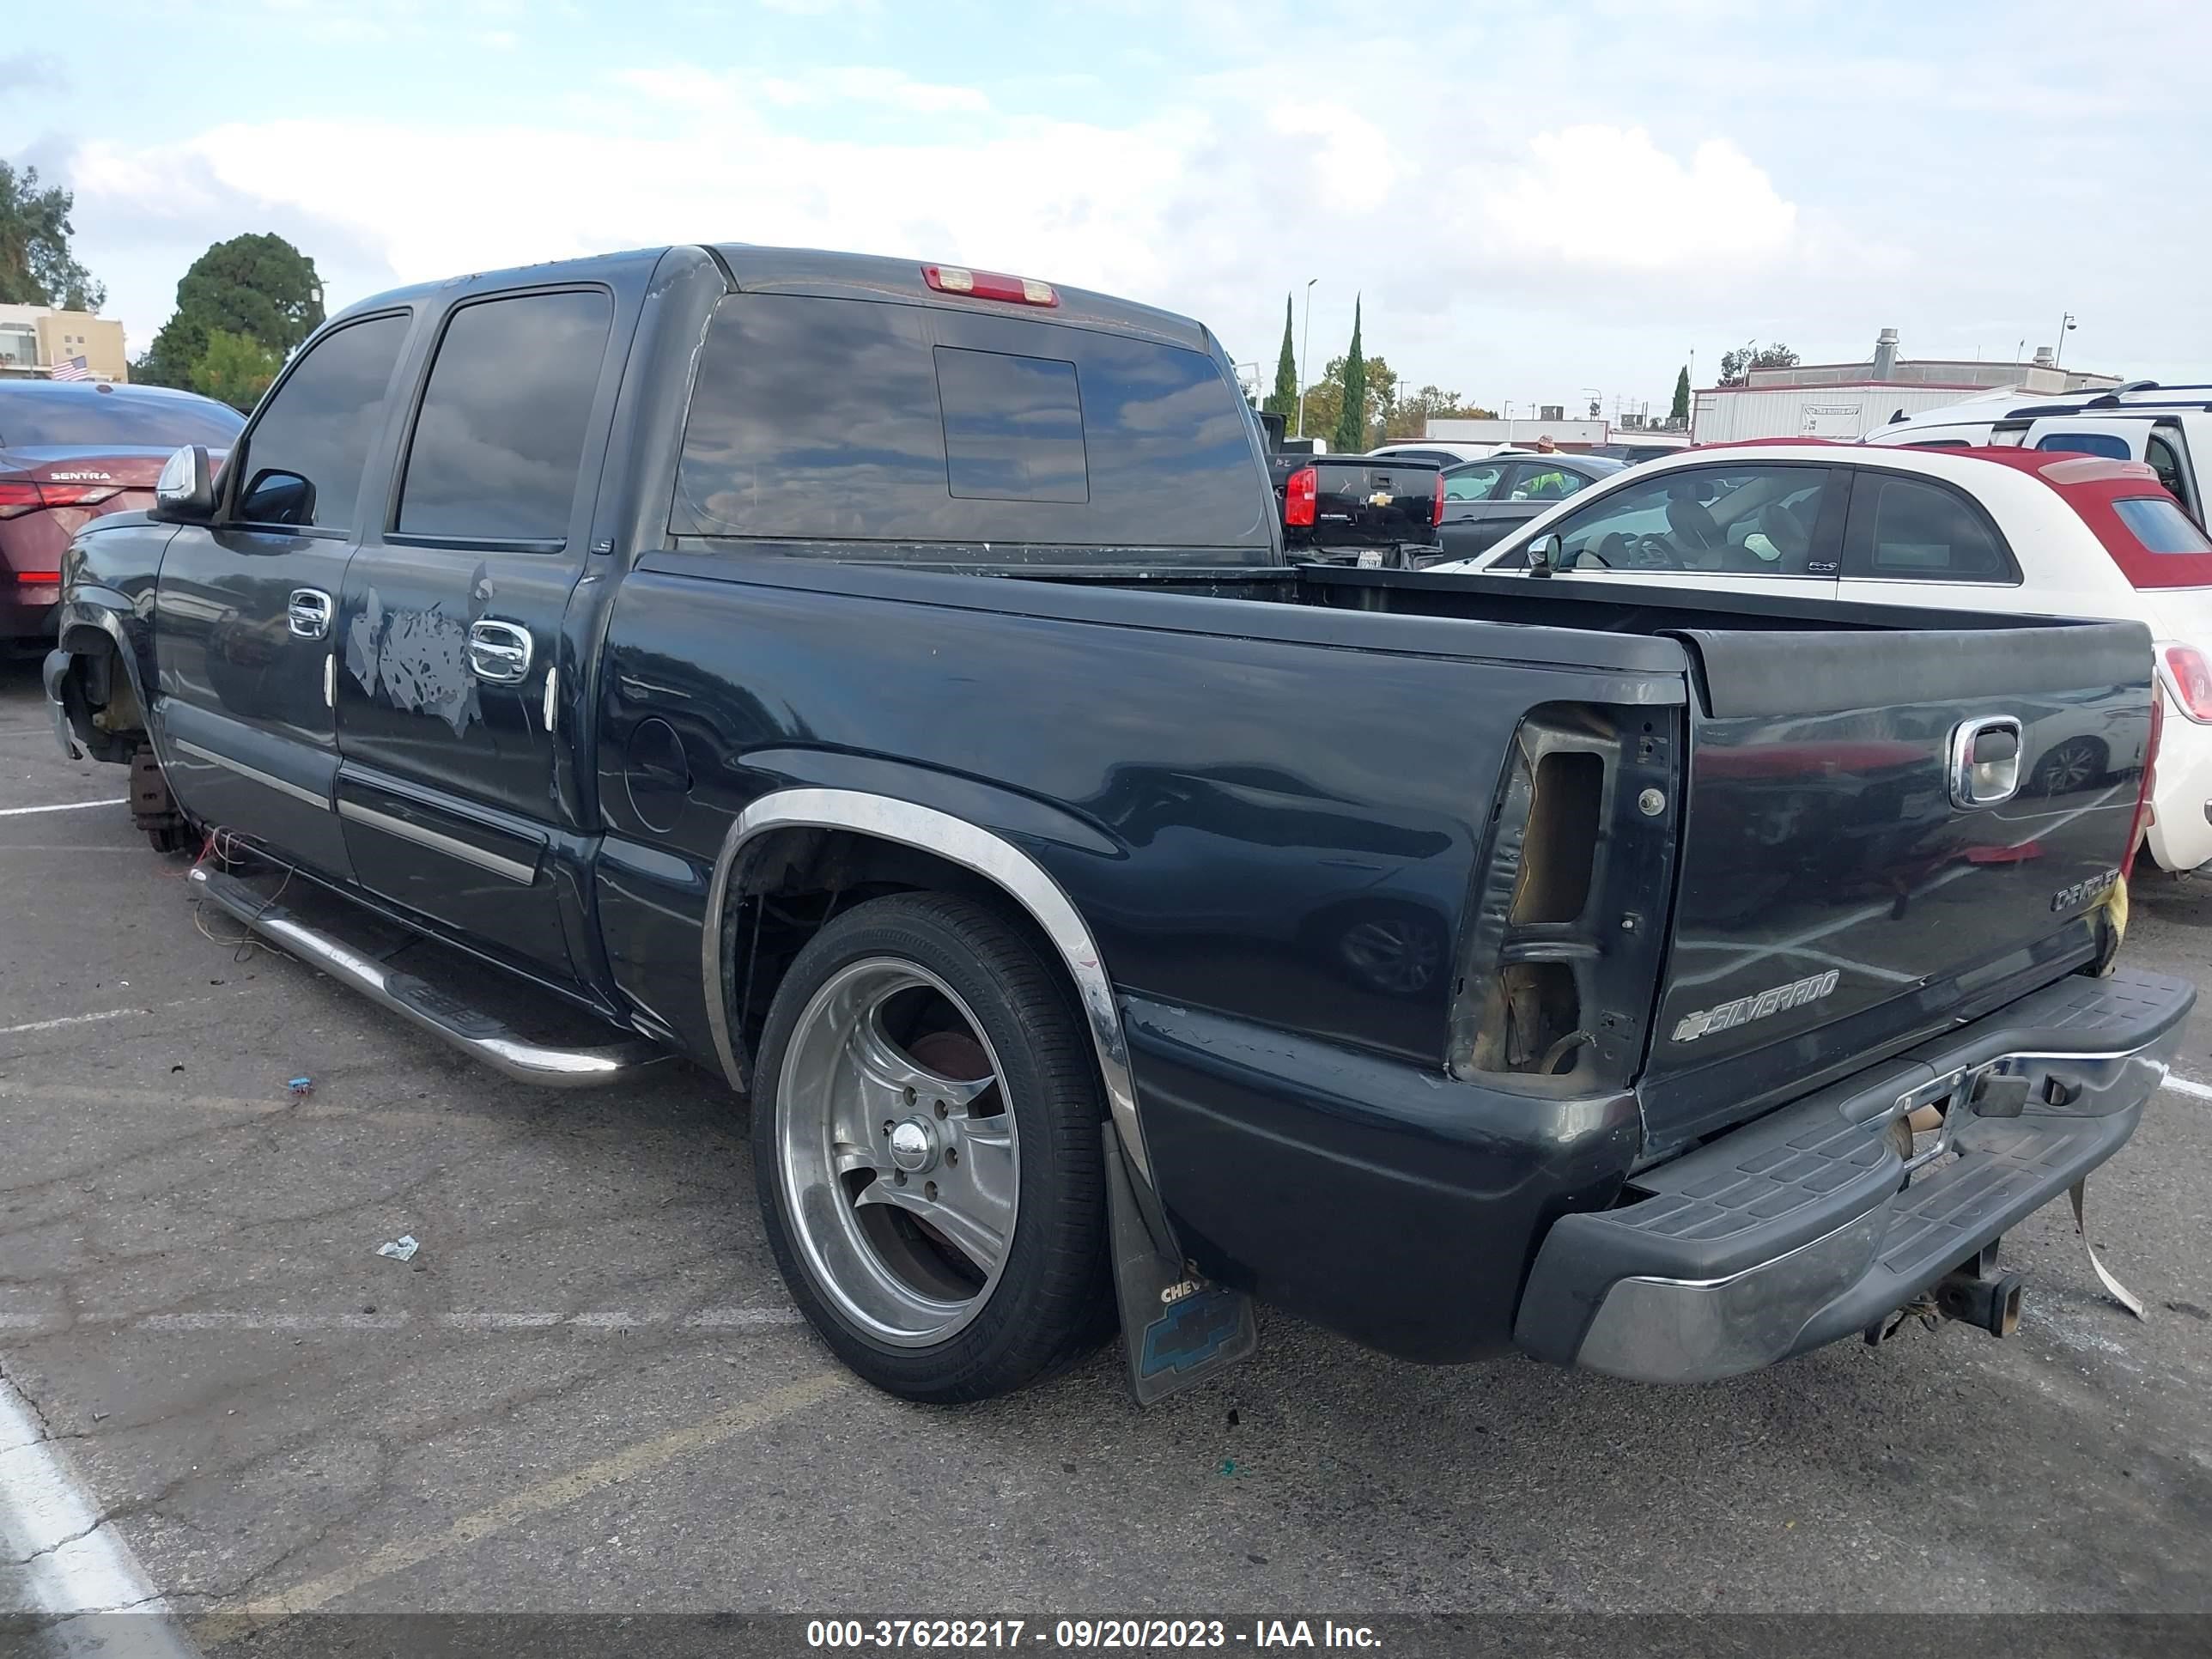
[1690,328,2123,445]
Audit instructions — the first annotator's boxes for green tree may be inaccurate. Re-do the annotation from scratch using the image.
[1298,351,1393,449]
[1717,343,1798,387]
[1387,382,1490,441]
[1670,365,1691,422]
[188,328,283,412]
[1331,296,1367,452]
[0,161,104,311]
[1265,295,1298,419]
[138,233,324,388]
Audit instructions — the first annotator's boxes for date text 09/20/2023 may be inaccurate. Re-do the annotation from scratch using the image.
[805,1620,1383,1649]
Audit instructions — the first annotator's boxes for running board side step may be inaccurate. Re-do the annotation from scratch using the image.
[189,866,666,1089]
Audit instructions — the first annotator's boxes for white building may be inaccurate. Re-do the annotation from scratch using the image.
[1424,416,1609,450]
[1690,328,2122,446]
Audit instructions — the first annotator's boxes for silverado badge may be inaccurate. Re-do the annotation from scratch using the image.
[1673,969,1841,1043]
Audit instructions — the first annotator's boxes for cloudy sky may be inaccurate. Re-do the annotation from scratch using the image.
[6,0,2209,416]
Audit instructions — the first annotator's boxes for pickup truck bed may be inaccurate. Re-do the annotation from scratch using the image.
[46,242,2186,1403]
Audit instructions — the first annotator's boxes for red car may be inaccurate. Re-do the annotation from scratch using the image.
[0,380,245,646]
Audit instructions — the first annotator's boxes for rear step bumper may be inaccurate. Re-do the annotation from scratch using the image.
[190,866,666,1088]
[1514,968,2194,1382]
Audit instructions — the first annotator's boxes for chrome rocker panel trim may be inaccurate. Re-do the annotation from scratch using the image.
[190,865,660,1088]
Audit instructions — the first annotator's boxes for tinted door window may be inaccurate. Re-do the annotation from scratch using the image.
[1444,463,1506,502]
[672,293,1269,556]
[232,313,409,531]
[2035,431,2132,459]
[1844,473,2016,582]
[396,289,612,543]
[1547,465,1832,575]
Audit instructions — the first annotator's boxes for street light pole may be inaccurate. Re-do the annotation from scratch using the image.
[2056,312,2076,368]
[1295,278,1317,441]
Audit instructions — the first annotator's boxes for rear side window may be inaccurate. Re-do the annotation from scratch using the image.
[1846,473,2016,583]
[2036,431,2132,460]
[397,289,612,543]
[2114,496,2212,554]
[1445,463,1504,501]
[672,293,1268,557]
[0,387,243,449]
[233,313,409,531]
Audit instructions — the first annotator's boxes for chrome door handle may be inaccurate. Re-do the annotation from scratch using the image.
[287,588,332,640]
[467,619,535,684]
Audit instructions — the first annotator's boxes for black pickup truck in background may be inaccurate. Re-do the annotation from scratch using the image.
[1269,451,1444,568]
[46,244,2188,1405]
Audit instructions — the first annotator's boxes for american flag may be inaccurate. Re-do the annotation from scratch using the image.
[51,356,90,382]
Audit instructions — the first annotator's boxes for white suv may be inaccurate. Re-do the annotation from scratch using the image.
[1866,381,2206,529]
[1431,441,2212,872]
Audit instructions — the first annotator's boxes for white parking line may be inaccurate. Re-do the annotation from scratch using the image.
[2163,1073,2212,1102]
[0,1007,138,1038]
[0,1373,198,1650]
[0,798,126,817]
[3,1308,806,1336]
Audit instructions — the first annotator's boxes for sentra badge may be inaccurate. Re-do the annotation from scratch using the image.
[1674,969,1840,1043]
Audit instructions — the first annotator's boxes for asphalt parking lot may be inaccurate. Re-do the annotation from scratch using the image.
[3,653,2209,1650]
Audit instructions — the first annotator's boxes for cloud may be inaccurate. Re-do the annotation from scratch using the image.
[1477,127,1796,273]
[49,0,2212,398]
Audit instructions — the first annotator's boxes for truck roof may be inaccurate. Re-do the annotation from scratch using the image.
[331,243,1215,355]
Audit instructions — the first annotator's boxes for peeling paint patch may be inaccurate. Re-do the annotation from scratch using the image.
[345,585,482,735]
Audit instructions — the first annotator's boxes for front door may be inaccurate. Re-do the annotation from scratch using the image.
[153,311,415,878]
[333,284,618,981]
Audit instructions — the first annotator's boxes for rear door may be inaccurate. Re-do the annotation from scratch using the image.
[333,283,622,982]
[152,311,414,877]
[1639,619,2154,1158]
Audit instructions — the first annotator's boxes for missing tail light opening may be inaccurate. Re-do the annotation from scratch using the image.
[1450,702,1663,1091]
[1511,750,1602,924]
[2122,690,2161,882]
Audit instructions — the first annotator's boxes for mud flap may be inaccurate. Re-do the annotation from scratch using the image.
[1102,1123,1256,1405]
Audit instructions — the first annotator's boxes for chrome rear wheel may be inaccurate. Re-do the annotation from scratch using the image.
[776,958,1019,1346]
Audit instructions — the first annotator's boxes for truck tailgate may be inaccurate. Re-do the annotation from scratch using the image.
[1639,621,2153,1158]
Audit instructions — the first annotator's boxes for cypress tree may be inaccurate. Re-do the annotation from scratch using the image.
[1333,295,1366,453]
[1266,295,1297,418]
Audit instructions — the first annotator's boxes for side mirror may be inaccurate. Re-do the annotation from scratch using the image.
[1527,533,1564,579]
[152,445,216,524]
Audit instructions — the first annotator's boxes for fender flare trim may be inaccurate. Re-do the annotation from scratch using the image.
[701,787,1154,1191]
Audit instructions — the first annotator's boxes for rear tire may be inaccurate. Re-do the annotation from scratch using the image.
[750,891,1113,1401]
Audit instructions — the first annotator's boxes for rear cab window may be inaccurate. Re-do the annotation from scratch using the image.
[672,293,1271,563]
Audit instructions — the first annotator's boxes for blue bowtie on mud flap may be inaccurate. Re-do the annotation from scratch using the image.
[1102,1125,1258,1405]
